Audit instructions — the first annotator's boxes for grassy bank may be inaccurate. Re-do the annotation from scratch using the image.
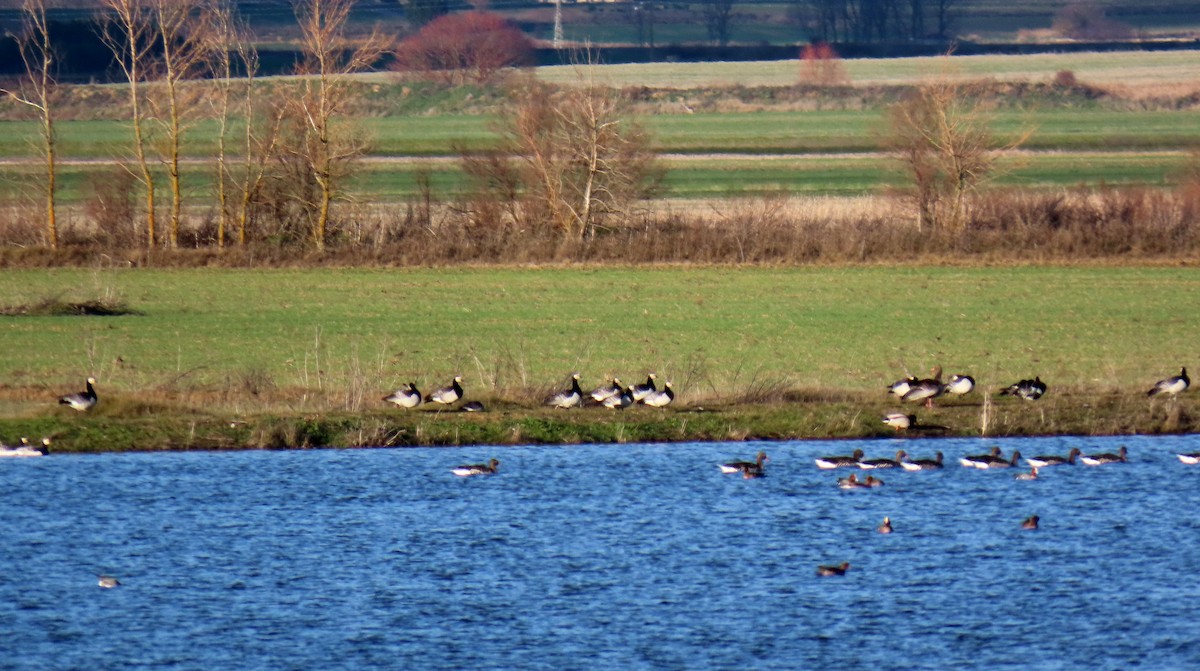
[1,265,1197,451]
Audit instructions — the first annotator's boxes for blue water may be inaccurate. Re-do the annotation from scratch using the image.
[4,435,1200,671]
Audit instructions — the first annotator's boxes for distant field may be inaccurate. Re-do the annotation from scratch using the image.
[535,50,1200,89]
[2,266,1198,413]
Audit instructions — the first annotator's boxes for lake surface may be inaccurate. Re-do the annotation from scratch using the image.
[4,435,1200,671]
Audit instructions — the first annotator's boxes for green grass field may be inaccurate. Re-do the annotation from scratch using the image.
[3,265,1198,399]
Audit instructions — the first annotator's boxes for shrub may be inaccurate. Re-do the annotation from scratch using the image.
[392,11,534,86]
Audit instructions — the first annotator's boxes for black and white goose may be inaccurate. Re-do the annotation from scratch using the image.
[815,448,865,470]
[459,401,486,412]
[1000,377,1047,401]
[547,373,583,409]
[887,376,918,398]
[601,385,634,410]
[719,450,768,475]
[945,374,976,396]
[641,382,675,408]
[960,446,1002,468]
[0,437,49,458]
[1026,447,1081,468]
[1080,446,1127,466]
[382,382,422,409]
[859,450,906,470]
[588,377,623,404]
[971,450,1021,470]
[901,366,945,407]
[425,376,464,407]
[901,451,944,471]
[629,374,658,403]
[59,377,98,412]
[1147,367,1189,397]
[451,458,499,477]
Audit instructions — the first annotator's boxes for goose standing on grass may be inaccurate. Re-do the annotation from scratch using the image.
[588,377,623,404]
[901,366,945,408]
[1177,452,1200,465]
[452,458,499,477]
[59,377,97,412]
[1027,447,1081,468]
[882,413,915,431]
[887,376,918,398]
[1021,515,1040,530]
[1147,367,1189,397]
[630,374,658,403]
[817,562,850,576]
[901,451,944,471]
[1000,377,1047,401]
[601,385,633,410]
[719,450,768,474]
[859,450,906,470]
[382,382,422,409]
[0,437,50,458]
[641,382,675,408]
[425,376,464,407]
[1080,446,1127,466]
[945,374,976,396]
[547,373,583,409]
[816,448,865,470]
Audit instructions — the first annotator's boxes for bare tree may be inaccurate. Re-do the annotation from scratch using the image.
[700,0,737,47]
[463,66,661,240]
[147,0,213,248]
[209,1,283,248]
[884,77,1027,233]
[1,0,59,249]
[288,0,386,251]
[98,0,159,248]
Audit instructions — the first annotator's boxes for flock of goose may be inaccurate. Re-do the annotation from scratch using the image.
[384,372,676,412]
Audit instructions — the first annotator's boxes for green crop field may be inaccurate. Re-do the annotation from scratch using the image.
[3,265,1198,402]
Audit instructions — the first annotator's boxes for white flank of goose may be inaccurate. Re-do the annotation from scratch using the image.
[901,366,945,407]
[1147,367,1189,397]
[547,373,583,409]
[383,382,422,409]
[1000,377,1046,401]
[589,377,622,403]
[630,374,658,402]
[425,376,464,406]
[452,458,499,477]
[859,450,906,470]
[719,450,768,474]
[59,377,97,412]
[1080,446,1127,466]
[945,374,976,395]
[0,437,50,458]
[960,446,1003,468]
[901,451,944,471]
[601,385,633,410]
[1176,453,1200,465]
[887,376,917,398]
[1026,447,1081,468]
[815,448,864,470]
[641,382,675,408]
[972,450,1022,469]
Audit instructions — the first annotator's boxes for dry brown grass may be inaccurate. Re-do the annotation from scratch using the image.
[5,185,1200,268]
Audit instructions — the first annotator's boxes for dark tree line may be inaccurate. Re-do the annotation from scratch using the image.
[800,0,959,43]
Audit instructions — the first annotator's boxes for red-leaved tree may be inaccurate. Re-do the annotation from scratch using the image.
[392,11,534,85]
